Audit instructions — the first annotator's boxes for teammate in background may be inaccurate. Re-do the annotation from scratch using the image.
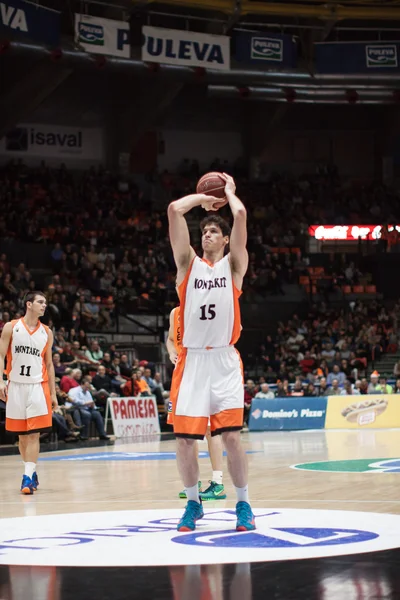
[0,291,58,494]
[168,173,255,532]
[166,306,226,501]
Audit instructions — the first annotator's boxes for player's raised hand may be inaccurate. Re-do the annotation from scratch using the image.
[221,173,236,195]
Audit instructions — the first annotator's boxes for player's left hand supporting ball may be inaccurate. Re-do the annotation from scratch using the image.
[221,172,236,196]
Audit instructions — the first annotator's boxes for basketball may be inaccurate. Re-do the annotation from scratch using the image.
[197,172,225,198]
[196,172,228,210]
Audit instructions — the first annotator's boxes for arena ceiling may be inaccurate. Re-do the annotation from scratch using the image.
[35,0,400,40]
[142,0,400,23]
[1,0,400,136]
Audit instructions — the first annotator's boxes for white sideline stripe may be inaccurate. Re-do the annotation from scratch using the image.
[1,499,400,505]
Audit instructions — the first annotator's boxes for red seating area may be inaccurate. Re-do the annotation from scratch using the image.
[299,267,377,295]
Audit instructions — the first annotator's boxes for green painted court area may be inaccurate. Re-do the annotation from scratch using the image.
[292,458,400,473]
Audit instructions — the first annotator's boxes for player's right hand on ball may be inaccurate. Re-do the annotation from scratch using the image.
[198,195,220,211]
[0,380,7,401]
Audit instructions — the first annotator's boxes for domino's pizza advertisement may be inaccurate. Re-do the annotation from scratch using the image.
[249,397,327,431]
[325,394,400,429]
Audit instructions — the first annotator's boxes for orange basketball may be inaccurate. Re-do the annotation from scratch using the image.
[196,172,228,210]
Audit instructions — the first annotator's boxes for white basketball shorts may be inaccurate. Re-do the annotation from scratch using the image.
[6,381,52,435]
[170,345,244,439]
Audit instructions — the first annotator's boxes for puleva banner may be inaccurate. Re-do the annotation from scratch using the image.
[0,0,60,46]
[315,41,400,74]
[75,14,130,58]
[249,397,327,431]
[142,26,230,71]
[325,394,400,429]
[235,31,297,68]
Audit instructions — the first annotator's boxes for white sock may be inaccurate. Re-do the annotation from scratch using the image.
[186,483,200,503]
[212,470,223,485]
[235,485,249,503]
[24,462,36,478]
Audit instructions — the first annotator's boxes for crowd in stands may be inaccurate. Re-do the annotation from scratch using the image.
[162,159,389,295]
[260,299,398,376]
[243,371,400,421]
[243,299,400,416]
[170,158,400,228]
[1,160,399,440]
[0,160,386,316]
[0,328,171,444]
[43,347,169,443]
[0,161,177,321]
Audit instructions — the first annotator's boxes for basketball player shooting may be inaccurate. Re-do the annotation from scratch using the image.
[0,291,58,494]
[168,172,255,532]
[166,306,226,501]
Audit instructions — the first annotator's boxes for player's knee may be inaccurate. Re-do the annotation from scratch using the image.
[222,430,241,450]
[176,437,196,450]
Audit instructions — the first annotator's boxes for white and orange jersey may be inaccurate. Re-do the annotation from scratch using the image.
[178,255,241,349]
[173,306,182,352]
[6,318,50,384]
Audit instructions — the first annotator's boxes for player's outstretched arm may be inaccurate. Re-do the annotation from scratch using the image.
[168,193,220,278]
[222,173,249,287]
[0,323,12,400]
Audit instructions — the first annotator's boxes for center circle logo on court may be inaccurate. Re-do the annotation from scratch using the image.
[292,458,400,473]
[1,508,399,567]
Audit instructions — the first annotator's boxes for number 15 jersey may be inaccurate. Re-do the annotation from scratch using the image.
[178,255,242,349]
[6,318,50,383]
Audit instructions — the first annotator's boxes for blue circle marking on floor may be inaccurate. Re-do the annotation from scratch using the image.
[39,451,261,462]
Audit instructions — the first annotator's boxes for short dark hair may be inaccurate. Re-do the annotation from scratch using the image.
[200,215,231,238]
[24,291,46,309]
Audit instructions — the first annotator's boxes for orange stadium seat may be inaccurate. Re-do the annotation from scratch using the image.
[304,284,317,294]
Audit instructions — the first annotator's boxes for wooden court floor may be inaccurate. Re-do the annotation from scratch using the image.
[1,429,400,519]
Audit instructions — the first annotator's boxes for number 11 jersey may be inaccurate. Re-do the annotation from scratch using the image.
[178,255,242,349]
[6,318,50,384]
